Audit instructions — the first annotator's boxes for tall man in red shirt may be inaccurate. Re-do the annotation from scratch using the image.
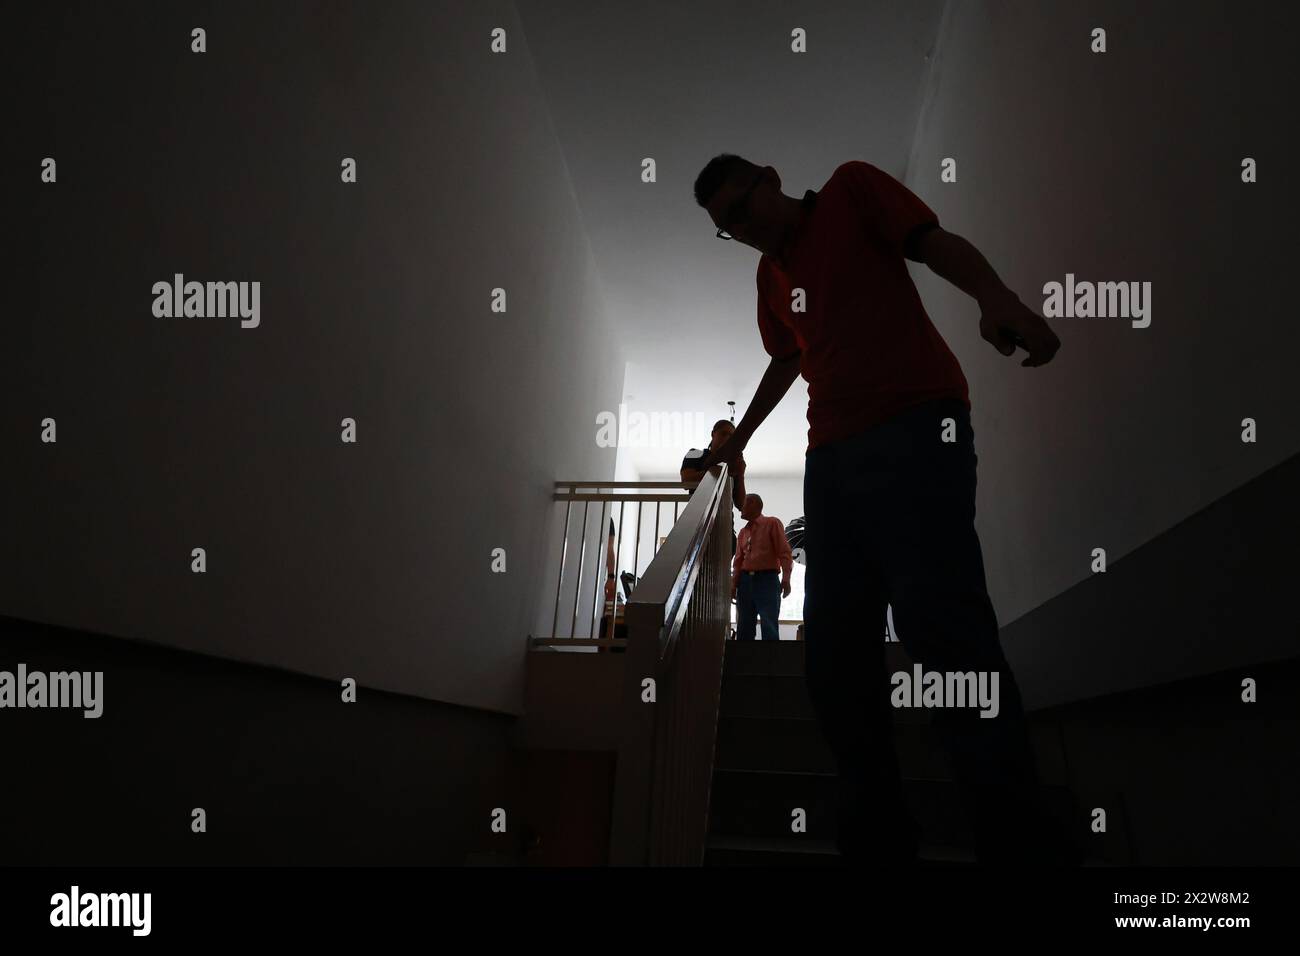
[731,494,794,641]
[694,155,1069,866]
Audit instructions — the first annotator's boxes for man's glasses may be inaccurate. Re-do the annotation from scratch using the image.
[716,170,764,240]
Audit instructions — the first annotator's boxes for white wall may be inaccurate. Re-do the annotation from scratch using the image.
[744,476,803,532]
[5,1,624,714]
[904,0,1300,627]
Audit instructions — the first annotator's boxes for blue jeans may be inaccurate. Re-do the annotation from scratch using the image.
[803,398,1070,865]
[736,570,781,641]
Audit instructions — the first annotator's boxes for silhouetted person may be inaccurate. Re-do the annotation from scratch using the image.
[694,154,1075,866]
[682,419,746,506]
[731,494,793,641]
[681,417,745,555]
[600,518,627,651]
[605,517,618,605]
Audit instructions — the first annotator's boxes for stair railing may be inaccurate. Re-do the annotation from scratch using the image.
[608,465,733,864]
[533,481,698,649]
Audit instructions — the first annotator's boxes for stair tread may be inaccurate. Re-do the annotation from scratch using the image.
[707,834,839,855]
[704,834,979,864]
[716,714,930,729]
[711,766,1082,797]
[714,766,954,782]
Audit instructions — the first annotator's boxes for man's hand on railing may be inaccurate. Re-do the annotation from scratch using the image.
[700,430,749,472]
[689,451,742,481]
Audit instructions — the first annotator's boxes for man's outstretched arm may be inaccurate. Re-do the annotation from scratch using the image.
[911,226,1061,368]
[730,461,747,511]
[702,351,803,468]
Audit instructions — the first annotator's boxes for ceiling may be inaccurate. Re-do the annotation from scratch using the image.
[515,0,946,477]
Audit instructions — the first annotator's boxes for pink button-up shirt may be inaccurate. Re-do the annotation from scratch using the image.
[732,515,794,584]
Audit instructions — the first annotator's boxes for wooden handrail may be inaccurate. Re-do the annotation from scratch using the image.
[627,468,727,661]
[552,480,701,503]
[554,493,693,503]
[609,465,732,865]
[554,480,701,490]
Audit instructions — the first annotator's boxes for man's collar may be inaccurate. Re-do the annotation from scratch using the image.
[774,190,818,267]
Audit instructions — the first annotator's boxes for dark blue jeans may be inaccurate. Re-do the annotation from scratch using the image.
[803,398,1069,865]
[736,570,782,641]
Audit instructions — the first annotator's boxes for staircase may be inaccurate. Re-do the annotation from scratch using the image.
[704,638,1132,866]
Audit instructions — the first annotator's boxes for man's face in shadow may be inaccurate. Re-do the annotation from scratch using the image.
[708,166,784,255]
[703,422,735,477]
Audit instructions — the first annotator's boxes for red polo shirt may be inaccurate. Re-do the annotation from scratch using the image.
[757,161,970,450]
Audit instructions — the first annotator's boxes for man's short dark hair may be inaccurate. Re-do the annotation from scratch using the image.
[694,154,760,208]
[747,493,763,510]
[711,419,734,435]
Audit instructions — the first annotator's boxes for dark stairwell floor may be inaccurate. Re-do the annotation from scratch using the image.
[703,638,1132,867]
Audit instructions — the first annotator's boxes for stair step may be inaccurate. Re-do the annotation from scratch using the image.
[708,768,839,841]
[718,674,1070,782]
[709,769,968,844]
[706,833,840,863]
[715,716,834,773]
[707,769,1107,859]
[718,674,817,720]
[718,673,928,725]
[703,834,977,867]
[714,715,949,777]
[705,840,839,867]
[711,638,1129,864]
[723,639,807,677]
[723,638,914,677]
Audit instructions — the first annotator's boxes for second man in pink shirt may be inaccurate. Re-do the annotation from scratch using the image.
[731,494,793,641]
